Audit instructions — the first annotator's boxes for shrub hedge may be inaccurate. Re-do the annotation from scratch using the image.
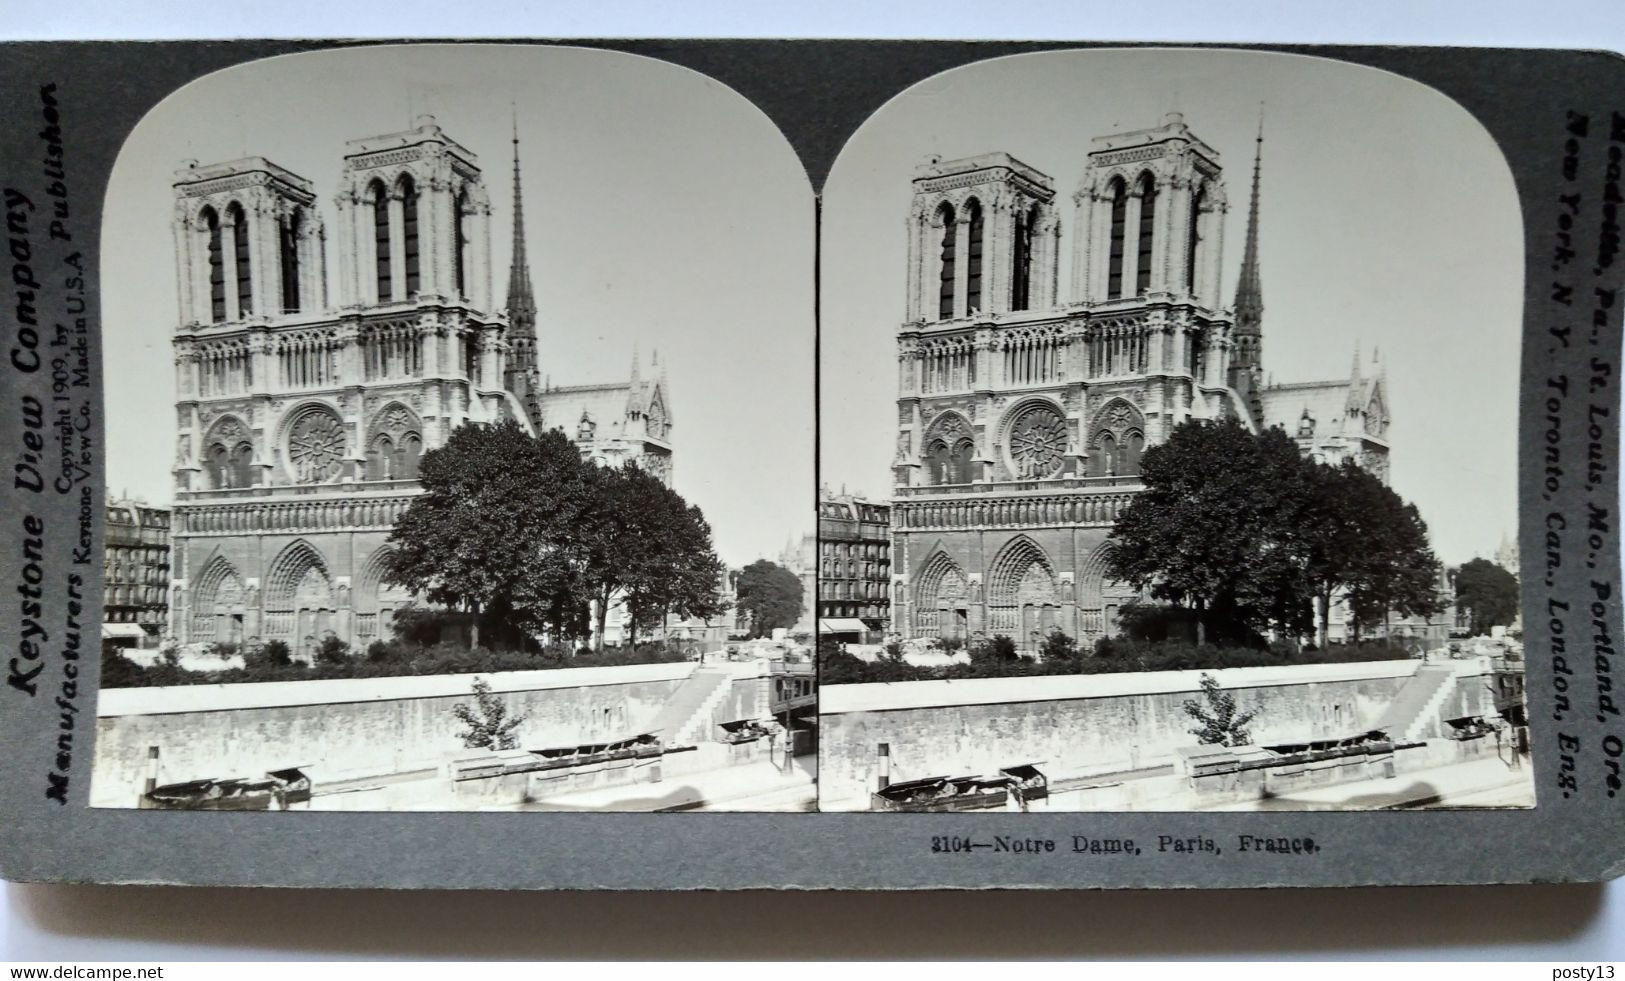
[100,638,691,688]
[818,635,1414,685]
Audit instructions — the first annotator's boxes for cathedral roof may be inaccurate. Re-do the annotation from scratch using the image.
[536,378,664,435]
[1260,380,1354,436]
[1260,371,1385,441]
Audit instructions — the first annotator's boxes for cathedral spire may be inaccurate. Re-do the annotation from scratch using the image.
[1232,111,1265,369]
[505,108,537,373]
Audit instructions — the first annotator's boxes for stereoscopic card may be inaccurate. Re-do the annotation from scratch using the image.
[0,40,1620,890]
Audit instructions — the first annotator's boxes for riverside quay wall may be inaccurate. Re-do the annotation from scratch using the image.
[91,663,698,807]
[817,659,1503,810]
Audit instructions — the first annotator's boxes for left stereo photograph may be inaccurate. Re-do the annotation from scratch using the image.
[91,43,818,813]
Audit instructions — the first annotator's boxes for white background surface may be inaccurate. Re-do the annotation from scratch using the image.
[5,0,1625,961]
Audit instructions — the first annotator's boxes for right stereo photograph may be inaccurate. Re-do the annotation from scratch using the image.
[816,48,1535,813]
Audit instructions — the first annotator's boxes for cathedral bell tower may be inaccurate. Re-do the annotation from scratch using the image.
[170,156,325,494]
[334,115,495,311]
[896,153,1060,490]
[1070,111,1228,310]
[333,115,512,418]
[172,156,324,329]
[904,152,1061,324]
[1067,112,1237,449]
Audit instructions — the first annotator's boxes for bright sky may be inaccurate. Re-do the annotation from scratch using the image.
[101,44,815,568]
[819,48,1522,566]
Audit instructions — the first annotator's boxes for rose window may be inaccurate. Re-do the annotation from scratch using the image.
[287,407,346,483]
[1007,405,1068,479]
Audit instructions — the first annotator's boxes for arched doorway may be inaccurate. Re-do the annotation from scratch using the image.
[987,536,1061,649]
[913,550,969,641]
[265,540,336,654]
[191,555,245,646]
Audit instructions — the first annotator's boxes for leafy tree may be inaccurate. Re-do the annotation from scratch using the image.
[386,420,595,648]
[1299,460,1445,644]
[315,635,351,666]
[579,463,728,650]
[1183,673,1259,747]
[1455,557,1520,635]
[247,639,292,671]
[970,634,1019,664]
[452,677,526,751]
[100,640,146,688]
[1107,419,1445,648]
[735,559,804,638]
[1038,629,1081,663]
[1105,418,1315,644]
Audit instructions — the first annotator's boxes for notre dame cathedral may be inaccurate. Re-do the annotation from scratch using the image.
[891,113,1391,647]
[167,115,672,650]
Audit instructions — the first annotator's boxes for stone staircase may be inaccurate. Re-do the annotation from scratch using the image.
[1373,663,1459,743]
[645,666,734,747]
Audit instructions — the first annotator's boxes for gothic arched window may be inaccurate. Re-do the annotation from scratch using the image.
[208,441,254,489]
[949,437,976,484]
[231,442,254,486]
[371,180,392,302]
[1119,431,1145,476]
[925,439,952,485]
[1135,173,1156,296]
[396,433,422,480]
[936,202,956,321]
[279,207,302,314]
[1012,204,1036,312]
[366,433,395,480]
[225,202,251,316]
[1186,184,1205,294]
[454,188,469,299]
[1089,432,1118,477]
[399,175,420,297]
[1107,178,1128,299]
[965,198,984,314]
[201,206,225,323]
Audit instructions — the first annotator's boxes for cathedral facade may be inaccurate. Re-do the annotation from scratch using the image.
[891,112,1374,648]
[167,115,671,651]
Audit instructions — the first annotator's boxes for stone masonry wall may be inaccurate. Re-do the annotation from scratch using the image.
[818,661,1500,810]
[90,665,689,806]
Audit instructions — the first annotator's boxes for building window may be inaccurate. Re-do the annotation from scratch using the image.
[454,189,469,299]
[397,433,422,479]
[965,198,983,314]
[1136,173,1156,296]
[366,434,395,480]
[279,207,301,314]
[1186,185,1205,294]
[1119,431,1145,476]
[202,206,225,323]
[1089,432,1117,477]
[400,175,420,298]
[1107,178,1127,299]
[371,180,392,302]
[1012,204,1035,312]
[226,202,251,316]
[925,437,976,485]
[936,202,956,320]
[209,441,254,489]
